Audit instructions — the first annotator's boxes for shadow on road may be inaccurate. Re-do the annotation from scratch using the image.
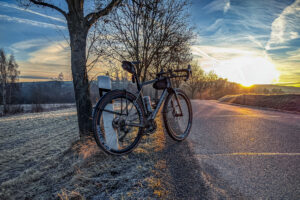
[162,137,247,199]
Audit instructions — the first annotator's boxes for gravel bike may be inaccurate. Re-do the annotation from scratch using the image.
[93,61,193,155]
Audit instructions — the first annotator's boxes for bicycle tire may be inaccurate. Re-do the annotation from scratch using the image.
[93,90,145,155]
[163,89,193,141]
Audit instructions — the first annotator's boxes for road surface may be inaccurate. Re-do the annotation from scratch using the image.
[187,100,300,199]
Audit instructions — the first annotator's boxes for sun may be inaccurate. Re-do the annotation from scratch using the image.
[213,56,280,86]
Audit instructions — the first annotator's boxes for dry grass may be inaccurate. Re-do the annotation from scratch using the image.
[219,94,300,113]
[0,108,171,199]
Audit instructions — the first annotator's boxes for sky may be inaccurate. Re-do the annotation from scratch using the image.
[0,0,299,86]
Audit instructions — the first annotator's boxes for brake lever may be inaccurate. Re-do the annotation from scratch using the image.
[189,64,192,77]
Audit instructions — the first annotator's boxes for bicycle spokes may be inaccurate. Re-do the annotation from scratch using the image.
[100,97,141,150]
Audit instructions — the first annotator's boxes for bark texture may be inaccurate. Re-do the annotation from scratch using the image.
[68,21,93,135]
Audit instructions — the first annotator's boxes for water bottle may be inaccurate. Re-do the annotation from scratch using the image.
[143,96,152,113]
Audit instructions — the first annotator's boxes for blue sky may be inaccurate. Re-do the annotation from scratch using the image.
[0,0,299,86]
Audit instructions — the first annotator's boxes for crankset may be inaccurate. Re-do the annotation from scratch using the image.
[143,120,157,135]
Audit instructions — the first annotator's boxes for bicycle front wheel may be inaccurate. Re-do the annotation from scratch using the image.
[93,90,145,155]
[163,89,193,141]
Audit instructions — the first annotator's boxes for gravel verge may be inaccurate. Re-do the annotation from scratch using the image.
[0,108,170,199]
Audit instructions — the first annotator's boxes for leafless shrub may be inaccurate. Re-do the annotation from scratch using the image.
[31,104,43,113]
[7,105,24,114]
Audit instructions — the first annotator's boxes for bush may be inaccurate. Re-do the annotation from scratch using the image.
[31,104,43,113]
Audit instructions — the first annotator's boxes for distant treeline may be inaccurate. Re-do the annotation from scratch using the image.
[0,81,75,105]
[0,74,295,105]
[180,64,288,100]
[182,79,286,100]
[0,80,135,105]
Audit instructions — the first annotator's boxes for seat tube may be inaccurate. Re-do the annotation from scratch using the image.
[134,74,147,113]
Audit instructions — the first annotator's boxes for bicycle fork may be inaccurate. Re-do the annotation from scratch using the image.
[171,92,183,117]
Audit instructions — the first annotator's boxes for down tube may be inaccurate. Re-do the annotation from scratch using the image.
[150,89,168,120]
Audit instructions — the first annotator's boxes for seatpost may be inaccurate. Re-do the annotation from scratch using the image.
[135,73,142,91]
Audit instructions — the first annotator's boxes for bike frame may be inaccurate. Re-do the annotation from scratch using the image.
[100,65,190,128]
[133,74,182,122]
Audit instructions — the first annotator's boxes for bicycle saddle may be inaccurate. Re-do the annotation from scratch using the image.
[121,61,139,74]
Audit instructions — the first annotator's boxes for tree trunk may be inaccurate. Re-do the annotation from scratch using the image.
[69,26,93,137]
[2,81,6,113]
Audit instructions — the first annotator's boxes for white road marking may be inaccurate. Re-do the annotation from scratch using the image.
[195,114,280,118]
[195,152,300,158]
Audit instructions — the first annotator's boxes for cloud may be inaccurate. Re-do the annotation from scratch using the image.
[26,41,70,65]
[12,39,108,82]
[191,45,280,85]
[10,39,50,52]
[191,46,220,69]
[223,0,230,13]
[0,14,66,30]
[266,0,300,50]
[18,41,71,81]
[285,48,300,62]
[204,19,224,32]
[0,2,66,23]
[192,45,259,62]
[203,0,230,14]
[246,35,264,49]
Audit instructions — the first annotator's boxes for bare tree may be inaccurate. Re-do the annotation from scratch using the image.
[0,50,20,113]
[7,54,20,106]
[0,49,7,113]
[181,63,205,99]
[94,0,193,82]
[57,72,64,81]
[21,0,122,136]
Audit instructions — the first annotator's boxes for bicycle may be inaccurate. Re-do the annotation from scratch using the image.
[92,61,193,155]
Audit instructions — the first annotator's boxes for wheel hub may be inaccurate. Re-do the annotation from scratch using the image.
[112,117,131,133]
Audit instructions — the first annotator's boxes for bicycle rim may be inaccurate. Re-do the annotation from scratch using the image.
[164,90,192,140]
[93,91,144,155]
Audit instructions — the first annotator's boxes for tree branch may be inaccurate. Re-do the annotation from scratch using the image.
[29,0,67,19]
[86,0,122,27]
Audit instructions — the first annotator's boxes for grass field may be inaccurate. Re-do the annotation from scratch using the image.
[0,108,169,199]
[219,94,300,112]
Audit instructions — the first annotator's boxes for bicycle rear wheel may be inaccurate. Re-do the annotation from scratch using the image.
[93,90,145,155]
[163,89,193,141]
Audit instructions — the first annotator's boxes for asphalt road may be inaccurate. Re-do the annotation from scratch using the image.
[188,100,300,199]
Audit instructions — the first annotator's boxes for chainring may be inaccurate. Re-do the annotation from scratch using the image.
[144,120,157,135]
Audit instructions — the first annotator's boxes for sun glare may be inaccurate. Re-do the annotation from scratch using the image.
[213,56,280,86]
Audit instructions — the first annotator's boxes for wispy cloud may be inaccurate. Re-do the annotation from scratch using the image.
[203,0,230,14]
[266,0,300,50]
[18,41,71,81]
[204,19,224,32]
[0,1,66,23]
[285,48,300,62]
[0,14,66,30]
[191,45,260,69]
[193,45,260,58]
[223,0,230,13]
[10,39,49,52]
[26,41,70,65]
